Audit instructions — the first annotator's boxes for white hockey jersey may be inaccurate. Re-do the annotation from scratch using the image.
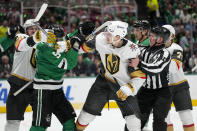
[167,43,187,85]
[95,32,145,95]
[11,34,36,81]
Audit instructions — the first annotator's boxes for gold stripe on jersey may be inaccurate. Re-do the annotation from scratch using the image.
[30,48,36,68]
[126,83,134,93]
[172,59,182,69]
[130,70,146,79]
[104,72,116,83]
[11,73,31,81]
[15,37,23,49]
[169,79,187,86]
[81,43,93,53]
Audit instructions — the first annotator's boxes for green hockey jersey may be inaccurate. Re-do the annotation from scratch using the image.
[34,42,78,90]
[0,36,15,52]
[135,38,150,46]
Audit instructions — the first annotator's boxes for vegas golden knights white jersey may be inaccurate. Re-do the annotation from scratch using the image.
[11,34,36,81]
[95,33,145,94]
[167,43,187,85]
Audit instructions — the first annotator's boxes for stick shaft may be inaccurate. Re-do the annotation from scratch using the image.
[13,81,32,96]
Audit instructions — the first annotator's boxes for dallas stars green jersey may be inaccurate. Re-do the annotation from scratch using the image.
[135,38,150,46]
[0,36,15,52]
[34,42,78,90]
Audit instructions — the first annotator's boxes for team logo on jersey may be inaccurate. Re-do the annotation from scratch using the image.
[105,54,120,74]
[130,44,137,51]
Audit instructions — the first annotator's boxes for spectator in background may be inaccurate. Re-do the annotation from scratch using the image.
[0,20,8,38]
[180,30,195,71]
[0,55,11,78]
[175,25,185,44]
[73,55,88,76]
[189,50,197,72]
[83,53,94,66]
[180,8,192,24]
[87,56,101,76]
[175,3,184,18]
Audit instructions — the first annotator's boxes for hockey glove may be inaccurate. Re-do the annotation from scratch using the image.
[78,21,95,37]
[70,34,85,51]
[46,24,65,38]
[7,25,19,39]
[116,84,134,101]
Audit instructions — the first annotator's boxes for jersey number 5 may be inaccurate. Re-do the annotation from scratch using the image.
[52,51,61,58]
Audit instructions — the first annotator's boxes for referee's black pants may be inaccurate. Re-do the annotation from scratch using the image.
[137,86,172,131]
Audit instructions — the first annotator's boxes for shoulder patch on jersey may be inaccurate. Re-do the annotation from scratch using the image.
[129,43,138,51]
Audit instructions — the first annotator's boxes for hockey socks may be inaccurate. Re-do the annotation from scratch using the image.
[183,124,195,131]
[167,124,174,131]
[29,126,45,131]
[62,118,75,131]
[75,120,88,131]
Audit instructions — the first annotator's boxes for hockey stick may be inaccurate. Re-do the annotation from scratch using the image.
[192,65,197,72]
[13,81,33,96]
[107,77,142,119]
[86,21,112,41]
[34,3,48,23]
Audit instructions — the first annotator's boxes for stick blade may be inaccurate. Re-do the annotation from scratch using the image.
[34,3,48,22]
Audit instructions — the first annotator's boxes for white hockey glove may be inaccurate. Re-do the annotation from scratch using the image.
[33,29,56,44]
[116,84,134,101]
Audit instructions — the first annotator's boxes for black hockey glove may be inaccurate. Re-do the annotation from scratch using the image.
[78,21,95,37]
[46,24,65,38]
[18,25,25,33]
[7,25,18,39]
[70,34,85,51]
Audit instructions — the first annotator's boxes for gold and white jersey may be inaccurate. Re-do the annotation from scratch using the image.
[95,32,145,94]
[11,34,36,81]
[167,43,187,86]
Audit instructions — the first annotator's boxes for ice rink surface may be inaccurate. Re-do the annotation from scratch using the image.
[0,107,197,131]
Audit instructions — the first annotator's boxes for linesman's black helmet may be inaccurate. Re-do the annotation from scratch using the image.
[133,20,150,30]
[151,26,171,44]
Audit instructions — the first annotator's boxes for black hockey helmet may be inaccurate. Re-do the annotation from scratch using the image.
[150,26,170,44]
[46,24,65,38]
[78,21,95,36]
[133,20,150,30]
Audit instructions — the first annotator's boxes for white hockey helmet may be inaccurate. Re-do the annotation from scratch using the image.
[162,25,175,36]
[107,21,128,39]
[23,19,37,30]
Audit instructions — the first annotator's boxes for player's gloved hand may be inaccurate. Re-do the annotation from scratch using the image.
[33,29,56,44]
[18,25,25,33]
[116,85,134,101]
[46,24,65,38]
[70,34,85,51]
[78,21,95,37]
[7,25,19,39]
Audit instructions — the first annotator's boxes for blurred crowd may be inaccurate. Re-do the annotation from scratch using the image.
[0,0,197,78]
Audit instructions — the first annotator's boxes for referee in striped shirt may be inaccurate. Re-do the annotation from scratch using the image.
[137,26,172,131]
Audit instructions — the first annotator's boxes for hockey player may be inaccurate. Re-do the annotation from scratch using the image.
[74,21,146,131]
[25,23,95,131]
[163,25,195,131]
[0,25,24,53]
[133,20,150,46]
[137,26,172,131]
[5,19,38,131]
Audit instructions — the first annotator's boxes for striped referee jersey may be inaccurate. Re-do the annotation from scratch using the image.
[140,44,171,89]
